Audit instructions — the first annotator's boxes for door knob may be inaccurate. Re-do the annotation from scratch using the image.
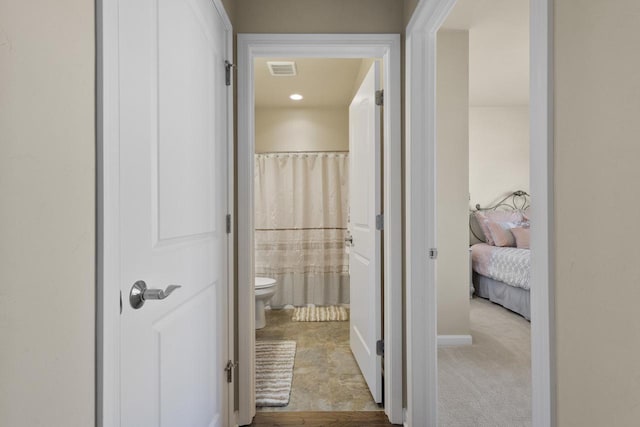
[129,280,181,309]
[345,236,354,246]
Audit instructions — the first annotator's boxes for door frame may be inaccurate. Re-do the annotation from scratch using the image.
[95,0,235,425]
[404,1,555,426]
[236,33,403,426]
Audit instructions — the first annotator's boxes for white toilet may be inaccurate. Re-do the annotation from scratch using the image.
[255,277,278,329]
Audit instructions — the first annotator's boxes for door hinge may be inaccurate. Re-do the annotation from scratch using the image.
[375,89,384,106]
[225,360,238,383]
[429,248,438,259]
[119,290,122,314]
[226,214,231,234]
[375,214,384,230]
[225,60,234,86]
[376,339,384,356]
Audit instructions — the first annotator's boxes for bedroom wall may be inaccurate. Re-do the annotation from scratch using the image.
[0,0,95,425]
[436,30,471,336]
[255,107,349,153]
[469,106,530,208]
[554,0,640,424]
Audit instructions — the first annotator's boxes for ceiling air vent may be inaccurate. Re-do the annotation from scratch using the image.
[267,61,297,77]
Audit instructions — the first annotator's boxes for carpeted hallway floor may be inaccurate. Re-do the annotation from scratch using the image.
[439,297,532,426]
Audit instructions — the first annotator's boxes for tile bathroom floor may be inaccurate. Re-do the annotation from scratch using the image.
[255,308,382,412]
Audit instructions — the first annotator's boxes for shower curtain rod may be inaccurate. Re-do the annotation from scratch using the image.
[255,150,349,154]
[256,227,347,231]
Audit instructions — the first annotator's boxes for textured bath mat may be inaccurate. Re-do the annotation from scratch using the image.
[255,340,297,407]
[292,305,349,322]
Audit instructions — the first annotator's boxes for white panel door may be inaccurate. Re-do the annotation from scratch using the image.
[348,62,383,403]
[118,0,229,426]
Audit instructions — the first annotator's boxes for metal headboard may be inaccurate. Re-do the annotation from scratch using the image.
[470,190,530,242]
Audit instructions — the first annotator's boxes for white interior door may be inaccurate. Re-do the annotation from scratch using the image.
[118,0,229,426]
[348,62,383,403]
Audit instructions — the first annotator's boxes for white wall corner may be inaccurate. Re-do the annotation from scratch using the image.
[437,335,473,347]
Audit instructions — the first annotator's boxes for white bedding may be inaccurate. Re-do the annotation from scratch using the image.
[471,243,531,290]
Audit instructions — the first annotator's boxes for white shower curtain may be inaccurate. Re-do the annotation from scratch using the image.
[254,152,349,307]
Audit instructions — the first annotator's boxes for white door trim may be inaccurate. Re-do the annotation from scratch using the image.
[237,33,403,426]
[404,1,555,426]
[95,0,235,425]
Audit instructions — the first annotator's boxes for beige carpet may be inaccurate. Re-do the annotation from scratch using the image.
[439,298,531,426]
[255,340,297,407]
[292,305,349,322]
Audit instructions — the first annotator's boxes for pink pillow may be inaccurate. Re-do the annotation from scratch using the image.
[474,210,524,245]
[473,212,495,245]
[511,227,530,249]
[487,221,516,247]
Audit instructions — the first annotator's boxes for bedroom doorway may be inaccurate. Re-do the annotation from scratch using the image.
[405,0,553,425]
[434,0,533,425]
[236,34,403,426]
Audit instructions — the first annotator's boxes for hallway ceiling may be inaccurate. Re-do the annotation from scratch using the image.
[254,57,364,108]
[442,0,529,106]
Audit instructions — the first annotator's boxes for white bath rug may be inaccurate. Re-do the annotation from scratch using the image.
[255,340,297,407]
[291,305,349,322]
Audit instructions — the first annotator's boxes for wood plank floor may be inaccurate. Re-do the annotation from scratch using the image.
[249,411,399,426]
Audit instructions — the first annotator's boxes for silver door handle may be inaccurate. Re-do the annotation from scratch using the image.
[345,236,353,246]
[129,280,181,309]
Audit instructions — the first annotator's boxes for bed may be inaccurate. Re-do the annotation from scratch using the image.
[470,191,531,320]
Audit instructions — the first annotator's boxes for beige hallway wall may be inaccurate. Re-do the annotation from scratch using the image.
[436,30,470,336]
[554,0,640,424]
[404,0,419,27]
[235,0,404,33]
[221,0,235,24]
[0,1,95,425]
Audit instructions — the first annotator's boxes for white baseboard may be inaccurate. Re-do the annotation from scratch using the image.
[437,335,473,347]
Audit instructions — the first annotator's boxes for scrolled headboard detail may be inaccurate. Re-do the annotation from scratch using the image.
[473,190,530,212]
[470,190,531,243]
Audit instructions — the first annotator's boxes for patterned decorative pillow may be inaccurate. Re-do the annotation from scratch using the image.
[511,227,530,249]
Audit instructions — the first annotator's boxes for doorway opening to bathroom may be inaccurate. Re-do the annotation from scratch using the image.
[237,34,402,426]
[253,56,380,413]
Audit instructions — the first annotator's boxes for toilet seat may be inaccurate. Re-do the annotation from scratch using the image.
[255,277,276,289]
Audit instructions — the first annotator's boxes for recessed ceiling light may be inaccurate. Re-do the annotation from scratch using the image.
[289,94,303,101]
